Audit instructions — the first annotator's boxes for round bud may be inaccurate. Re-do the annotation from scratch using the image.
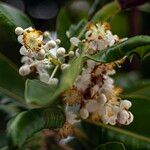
[19,46,28,55]
[15,27,24,35]
[98,93,107,104]
[120,100,132,109]
[47,40,56,48]
[43,31,50,37]
[68,51,74,57]
[56,39,61,44]
[56,47,66,57]
[61,64,70,70]
[80,108,89,119]
[48,78,58,86]
[19,65,31,76]
[37,49,45,60]
[17,35,23,44]
[117,110,129,125]
[126,111,134,125]
[70,37,80,46]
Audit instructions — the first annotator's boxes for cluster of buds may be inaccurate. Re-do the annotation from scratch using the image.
[70,22,123,55]
[16,22,133,139]
[63,22,133,126]
[15,27,75,86]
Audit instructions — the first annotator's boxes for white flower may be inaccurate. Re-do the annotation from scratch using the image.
[85,100,99,113]
[66,111,80,125]
[98,94,107,104]
[19,65,31,76]
[19,46,29,55]
[17,35,23,44]
[117,110,130,125]
[39,73,49,83]
[80,108,89,119]
[120,100,132,109]
[70,37,80,46]
[126,111,134,125]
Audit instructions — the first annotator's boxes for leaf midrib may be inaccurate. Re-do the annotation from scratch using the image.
[85,120,150,143]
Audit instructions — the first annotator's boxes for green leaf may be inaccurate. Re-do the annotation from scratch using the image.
[67,19,87,38]
[86,35,150,63]
[25,79,57,107]
[91,1,121,23]
[25,56,83,107]
[0,2,33,64]
[0,53,25,104]
[7,108,66,148]
[121,80,150,101]
[95,142,125,150]
[56,7,72,50]
[0,2,32,39]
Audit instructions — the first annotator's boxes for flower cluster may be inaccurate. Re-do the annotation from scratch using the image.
[63,23,133,126]
[15,27,74,86]
[16,22,133,139]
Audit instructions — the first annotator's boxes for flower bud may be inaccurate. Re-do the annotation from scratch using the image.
[37,49,45,60]
[48,78,58,86]
[117,110,129,125]
[47,40,56,48]
[56,47,66,57]
[19,46,28,55]
[19,65,31,76]
[68,51,74,57]
[80,108,89,119]
[15,27,24,35]
[56,39,61,44]
[61,64,70,70]
[70,37,80,46]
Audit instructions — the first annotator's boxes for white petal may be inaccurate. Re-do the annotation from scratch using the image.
[120,100,132,109]
[39,73,49,83]
[85,100,98,113]
[70,37,80,46]
[80,108,89,119]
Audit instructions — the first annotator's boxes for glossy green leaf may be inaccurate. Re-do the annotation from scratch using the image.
[0,2,33,64]
[0,2,32,39]
[25,79,57,107]
[0,53,25,104]
[85,35,150,63]
[91,1,121,23]
[121,80,150,101]
[7,108,66,148]
[56,7,72,50]
[67,19,87,38]
[88,0,111,18]
[95,142,125,150]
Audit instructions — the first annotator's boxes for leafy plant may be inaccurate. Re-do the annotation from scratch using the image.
[0,0,150,150]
